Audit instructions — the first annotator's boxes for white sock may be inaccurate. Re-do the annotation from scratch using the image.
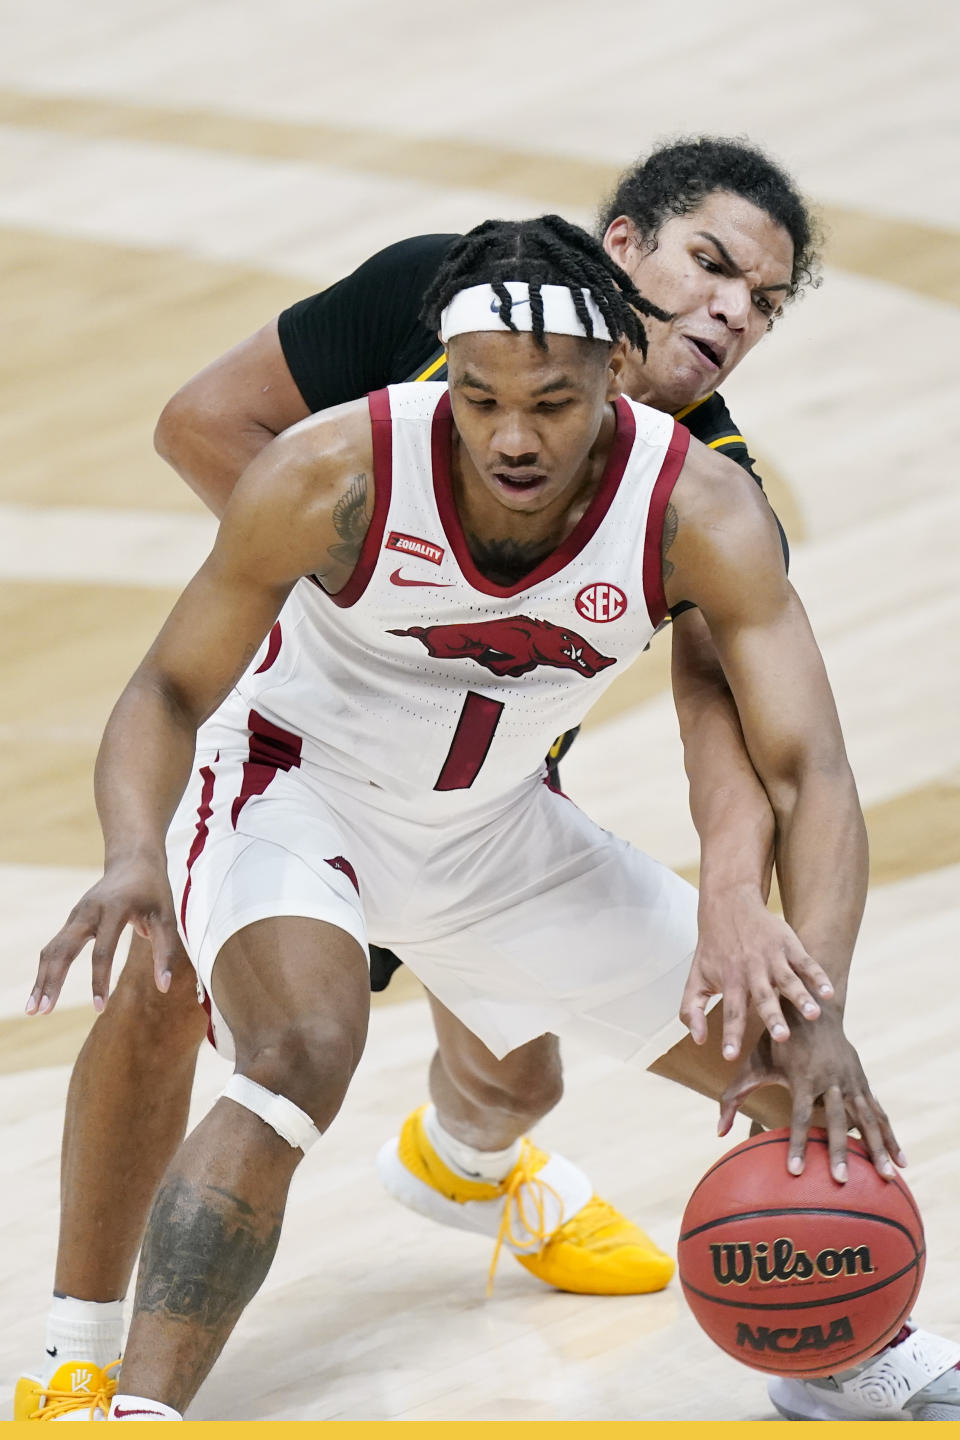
[110,1395,182,1421]
[42,1295,124,1384]
[423,1104,522,1183]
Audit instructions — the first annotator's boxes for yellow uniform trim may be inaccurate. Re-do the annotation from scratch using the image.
[413,352,447,383]
[672,392,714,421]
[708,434,746,449]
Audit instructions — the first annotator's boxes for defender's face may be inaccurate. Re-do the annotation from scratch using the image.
[446,332,625,515]
[604,191,795,411]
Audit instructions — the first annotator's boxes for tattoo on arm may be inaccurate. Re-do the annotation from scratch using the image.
[661,501,679,583]
[327,472,372,569]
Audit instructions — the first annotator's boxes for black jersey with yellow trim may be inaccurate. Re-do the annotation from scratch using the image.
[674,390,758,479]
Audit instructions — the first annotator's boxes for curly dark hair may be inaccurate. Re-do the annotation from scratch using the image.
[420,213,672,358]
[597,136,822,301]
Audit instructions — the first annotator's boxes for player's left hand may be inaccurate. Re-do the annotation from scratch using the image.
[717,1006,907,1184]
[680,888,834,1057]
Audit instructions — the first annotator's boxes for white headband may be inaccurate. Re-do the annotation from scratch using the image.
[439,281,611,344]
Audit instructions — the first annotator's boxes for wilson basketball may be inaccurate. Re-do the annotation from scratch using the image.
[678,1127,924,1377]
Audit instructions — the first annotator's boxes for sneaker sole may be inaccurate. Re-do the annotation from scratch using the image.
[767,1376,912,1422]
[375,1137,503,1240]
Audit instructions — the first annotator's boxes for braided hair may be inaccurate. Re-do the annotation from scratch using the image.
[420,214,672,360]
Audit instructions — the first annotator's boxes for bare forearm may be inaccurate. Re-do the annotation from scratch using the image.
[684,692,776,904]
[94,677,199,863]
[770,767,868,1006]
[673,611,776,904]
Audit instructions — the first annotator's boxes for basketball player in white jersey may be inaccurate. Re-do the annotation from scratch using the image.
[26,217,911,1420]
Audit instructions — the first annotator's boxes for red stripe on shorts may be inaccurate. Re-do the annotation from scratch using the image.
[231,709,303,829]
[180,755,219,938]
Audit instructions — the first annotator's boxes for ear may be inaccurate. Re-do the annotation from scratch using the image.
[605,340,629,399]
[603,216,641,273]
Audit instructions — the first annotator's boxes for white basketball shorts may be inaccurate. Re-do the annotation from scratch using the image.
[166,704,699,1064]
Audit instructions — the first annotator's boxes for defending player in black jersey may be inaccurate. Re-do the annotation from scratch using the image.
[23,138,957,1424]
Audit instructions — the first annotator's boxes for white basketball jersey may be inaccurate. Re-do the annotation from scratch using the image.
[233,383,689,817]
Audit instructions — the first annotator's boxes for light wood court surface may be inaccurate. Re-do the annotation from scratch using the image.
[1,0,958,1420]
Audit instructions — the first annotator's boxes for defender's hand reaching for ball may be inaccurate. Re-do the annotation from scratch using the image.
[680,887,835,1058]
[27,855,185,1016]
[717,1005,906,1184]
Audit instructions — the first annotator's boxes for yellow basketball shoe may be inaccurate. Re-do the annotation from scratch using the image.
[14,1360,118,1421]
[376,1105,675,1296]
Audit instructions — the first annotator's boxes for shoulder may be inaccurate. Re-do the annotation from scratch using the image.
[672,435,775,546]
[277,234,460,408]
[681,391,760,483]
[357,232,461,275]
[284,233,459,316]
[235,397,375,520]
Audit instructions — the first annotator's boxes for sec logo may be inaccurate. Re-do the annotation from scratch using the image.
[575,582,627,623]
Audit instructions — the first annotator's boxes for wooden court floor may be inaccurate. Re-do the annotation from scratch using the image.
[0,0,957,1420]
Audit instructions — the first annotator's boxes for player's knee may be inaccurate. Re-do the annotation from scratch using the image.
[238,1017,366,1131]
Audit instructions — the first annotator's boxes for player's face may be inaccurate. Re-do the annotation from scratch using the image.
[446,332,626,517]
[604,191,795,412]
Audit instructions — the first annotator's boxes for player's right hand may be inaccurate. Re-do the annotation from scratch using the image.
[27,856,184,1017]
[717,1007,906,1183]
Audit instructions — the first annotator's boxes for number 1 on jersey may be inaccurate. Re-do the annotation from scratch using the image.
[434,691,504,791]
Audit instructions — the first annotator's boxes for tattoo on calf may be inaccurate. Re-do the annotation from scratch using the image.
[134,1176,282,1335]
[661,501,679,583]
[327,472,372,570]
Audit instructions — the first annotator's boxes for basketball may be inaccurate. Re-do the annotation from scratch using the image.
[678,1128,925,1378]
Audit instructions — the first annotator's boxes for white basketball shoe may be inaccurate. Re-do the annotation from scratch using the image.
[768,1322,960,1420]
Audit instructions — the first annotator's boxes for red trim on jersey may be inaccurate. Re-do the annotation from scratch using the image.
[180,755,219,939]
[642,420,691,628]
[430,393,636,597]
[254,622,282,674]
[327,388,394,609]
[231,710,303,829]
[434,691,505,791]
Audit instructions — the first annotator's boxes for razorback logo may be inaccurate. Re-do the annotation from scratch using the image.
[388,616,617,679]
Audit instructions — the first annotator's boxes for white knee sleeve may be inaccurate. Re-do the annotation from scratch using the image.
[220,1074,321,1153]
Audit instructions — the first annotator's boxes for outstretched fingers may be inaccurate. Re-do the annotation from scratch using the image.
[679,968,712,1046]
[788,941,835,1004]
[853,1092,901,1179]
[143,910,186,994]
[823,1084,850,1182]
[720,980,749,1060]
[27,907,98,1015]
[717,1053,781,1138]
[787,1086,815,1175]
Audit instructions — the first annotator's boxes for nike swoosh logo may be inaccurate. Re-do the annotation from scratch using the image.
[46,1347,58,1357]
[113,1407,167,1418]
[489,295,530,314]
[389,568,454,588]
